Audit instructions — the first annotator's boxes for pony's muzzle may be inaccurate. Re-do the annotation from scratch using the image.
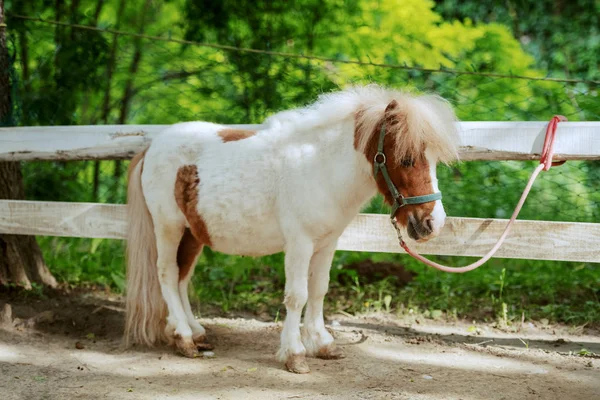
[407,214,438,242]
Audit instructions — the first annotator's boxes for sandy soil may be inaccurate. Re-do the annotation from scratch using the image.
[0,289,598,400]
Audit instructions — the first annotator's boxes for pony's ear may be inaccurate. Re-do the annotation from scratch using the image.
[385,99,399,113]
[384,99,402,126]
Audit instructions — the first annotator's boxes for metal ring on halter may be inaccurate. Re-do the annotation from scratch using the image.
[395,194,406,208]
[374,152,386,165]
[390,218,406,246]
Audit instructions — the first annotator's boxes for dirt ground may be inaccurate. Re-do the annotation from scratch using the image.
[0,289,598,400]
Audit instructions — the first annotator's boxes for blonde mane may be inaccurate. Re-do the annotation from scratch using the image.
[264,84,460,163]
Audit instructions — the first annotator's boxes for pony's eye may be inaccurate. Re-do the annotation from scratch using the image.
[401,159,414,168]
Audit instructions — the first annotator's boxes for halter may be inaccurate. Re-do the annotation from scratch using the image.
[394,115,566,273]
[373,122,442,226]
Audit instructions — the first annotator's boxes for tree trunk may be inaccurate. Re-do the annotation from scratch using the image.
[113,0,153,201]
[94,0,126,201]
[92,0,106,24]
[117,0,153,125]
[0,0,57,289]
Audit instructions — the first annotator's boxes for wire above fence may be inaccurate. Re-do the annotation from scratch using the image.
[10,14,600,86]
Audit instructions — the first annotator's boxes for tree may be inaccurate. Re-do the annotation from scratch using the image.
[0,0,57,288]
[183,0,357,123]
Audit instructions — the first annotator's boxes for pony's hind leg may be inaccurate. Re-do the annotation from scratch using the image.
[176,228,211,349]
[302,240,345,359]
[154,224,198,358]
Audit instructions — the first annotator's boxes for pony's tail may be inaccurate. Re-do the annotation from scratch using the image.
[124,149,168,347]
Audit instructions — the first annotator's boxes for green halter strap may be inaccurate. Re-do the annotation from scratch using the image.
[373,122,442,219]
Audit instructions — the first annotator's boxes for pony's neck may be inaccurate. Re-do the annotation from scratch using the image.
[329,115,380,215]
[352,110,386,199]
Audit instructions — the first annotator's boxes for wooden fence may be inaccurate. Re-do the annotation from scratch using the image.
[1,122,599,263]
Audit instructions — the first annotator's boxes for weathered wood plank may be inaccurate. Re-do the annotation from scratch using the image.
[0,125,162,161]
[337,214,600,263]
[458,121,600,161]
[1,200,598,263]
[1,122,599,161]
[0,200,127,239]
[0,124,258,161]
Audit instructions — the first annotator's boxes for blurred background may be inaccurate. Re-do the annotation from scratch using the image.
[3,0,599,326]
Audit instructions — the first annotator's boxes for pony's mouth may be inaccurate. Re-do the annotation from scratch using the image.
[407,214,434,242]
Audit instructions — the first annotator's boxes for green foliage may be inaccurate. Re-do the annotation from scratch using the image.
[434,0,600,82]
[39,237,126,289]
[5,0,600,326]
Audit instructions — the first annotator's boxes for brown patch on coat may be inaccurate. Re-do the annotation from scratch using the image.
[218,128,256,143]
[176,228,203,281]
[174,165,212,280]
[356,101,436,226]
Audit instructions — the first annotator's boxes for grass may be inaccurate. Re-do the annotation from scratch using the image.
[38,234,600,328]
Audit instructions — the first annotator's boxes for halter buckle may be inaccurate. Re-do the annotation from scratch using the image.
[374,152,386,165]
[395,193,406,207]
[373,152,387,176]
[390,217,406,247]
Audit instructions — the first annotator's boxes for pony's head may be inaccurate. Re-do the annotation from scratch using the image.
[355,89,460,242]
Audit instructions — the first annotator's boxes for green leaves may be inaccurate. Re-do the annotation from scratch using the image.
[110,272,126,292]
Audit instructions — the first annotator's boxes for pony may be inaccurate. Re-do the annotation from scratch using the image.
[124,85,459,373]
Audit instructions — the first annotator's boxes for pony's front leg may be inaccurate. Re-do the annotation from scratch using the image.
[301,240,345,359]
[277,237,314,374]
[155,226,198,358]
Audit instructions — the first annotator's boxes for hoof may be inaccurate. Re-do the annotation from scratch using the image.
[164,325,176,346]
[285,354,310,374]
[175,336,200,358]
[193,334,214,351]
[316,343,346,360]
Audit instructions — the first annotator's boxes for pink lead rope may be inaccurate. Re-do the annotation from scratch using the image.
[398,115,567,273]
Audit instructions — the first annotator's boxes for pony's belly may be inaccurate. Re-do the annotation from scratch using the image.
[206,218,285,257]
[210,237,284,257]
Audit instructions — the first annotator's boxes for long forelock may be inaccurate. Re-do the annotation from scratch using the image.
[356,89,460,165]
[408,95,461,164]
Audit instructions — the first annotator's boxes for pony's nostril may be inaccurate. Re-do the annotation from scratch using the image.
[423,216,434,233]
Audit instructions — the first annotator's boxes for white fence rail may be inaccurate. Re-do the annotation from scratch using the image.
[1,122,600,161]
[1,123,599,263]
[1,200,598,262]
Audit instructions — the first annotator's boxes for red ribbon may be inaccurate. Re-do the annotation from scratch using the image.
[540,115,567,170]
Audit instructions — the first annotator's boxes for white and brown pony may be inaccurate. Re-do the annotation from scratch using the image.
[125,85,459,373]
